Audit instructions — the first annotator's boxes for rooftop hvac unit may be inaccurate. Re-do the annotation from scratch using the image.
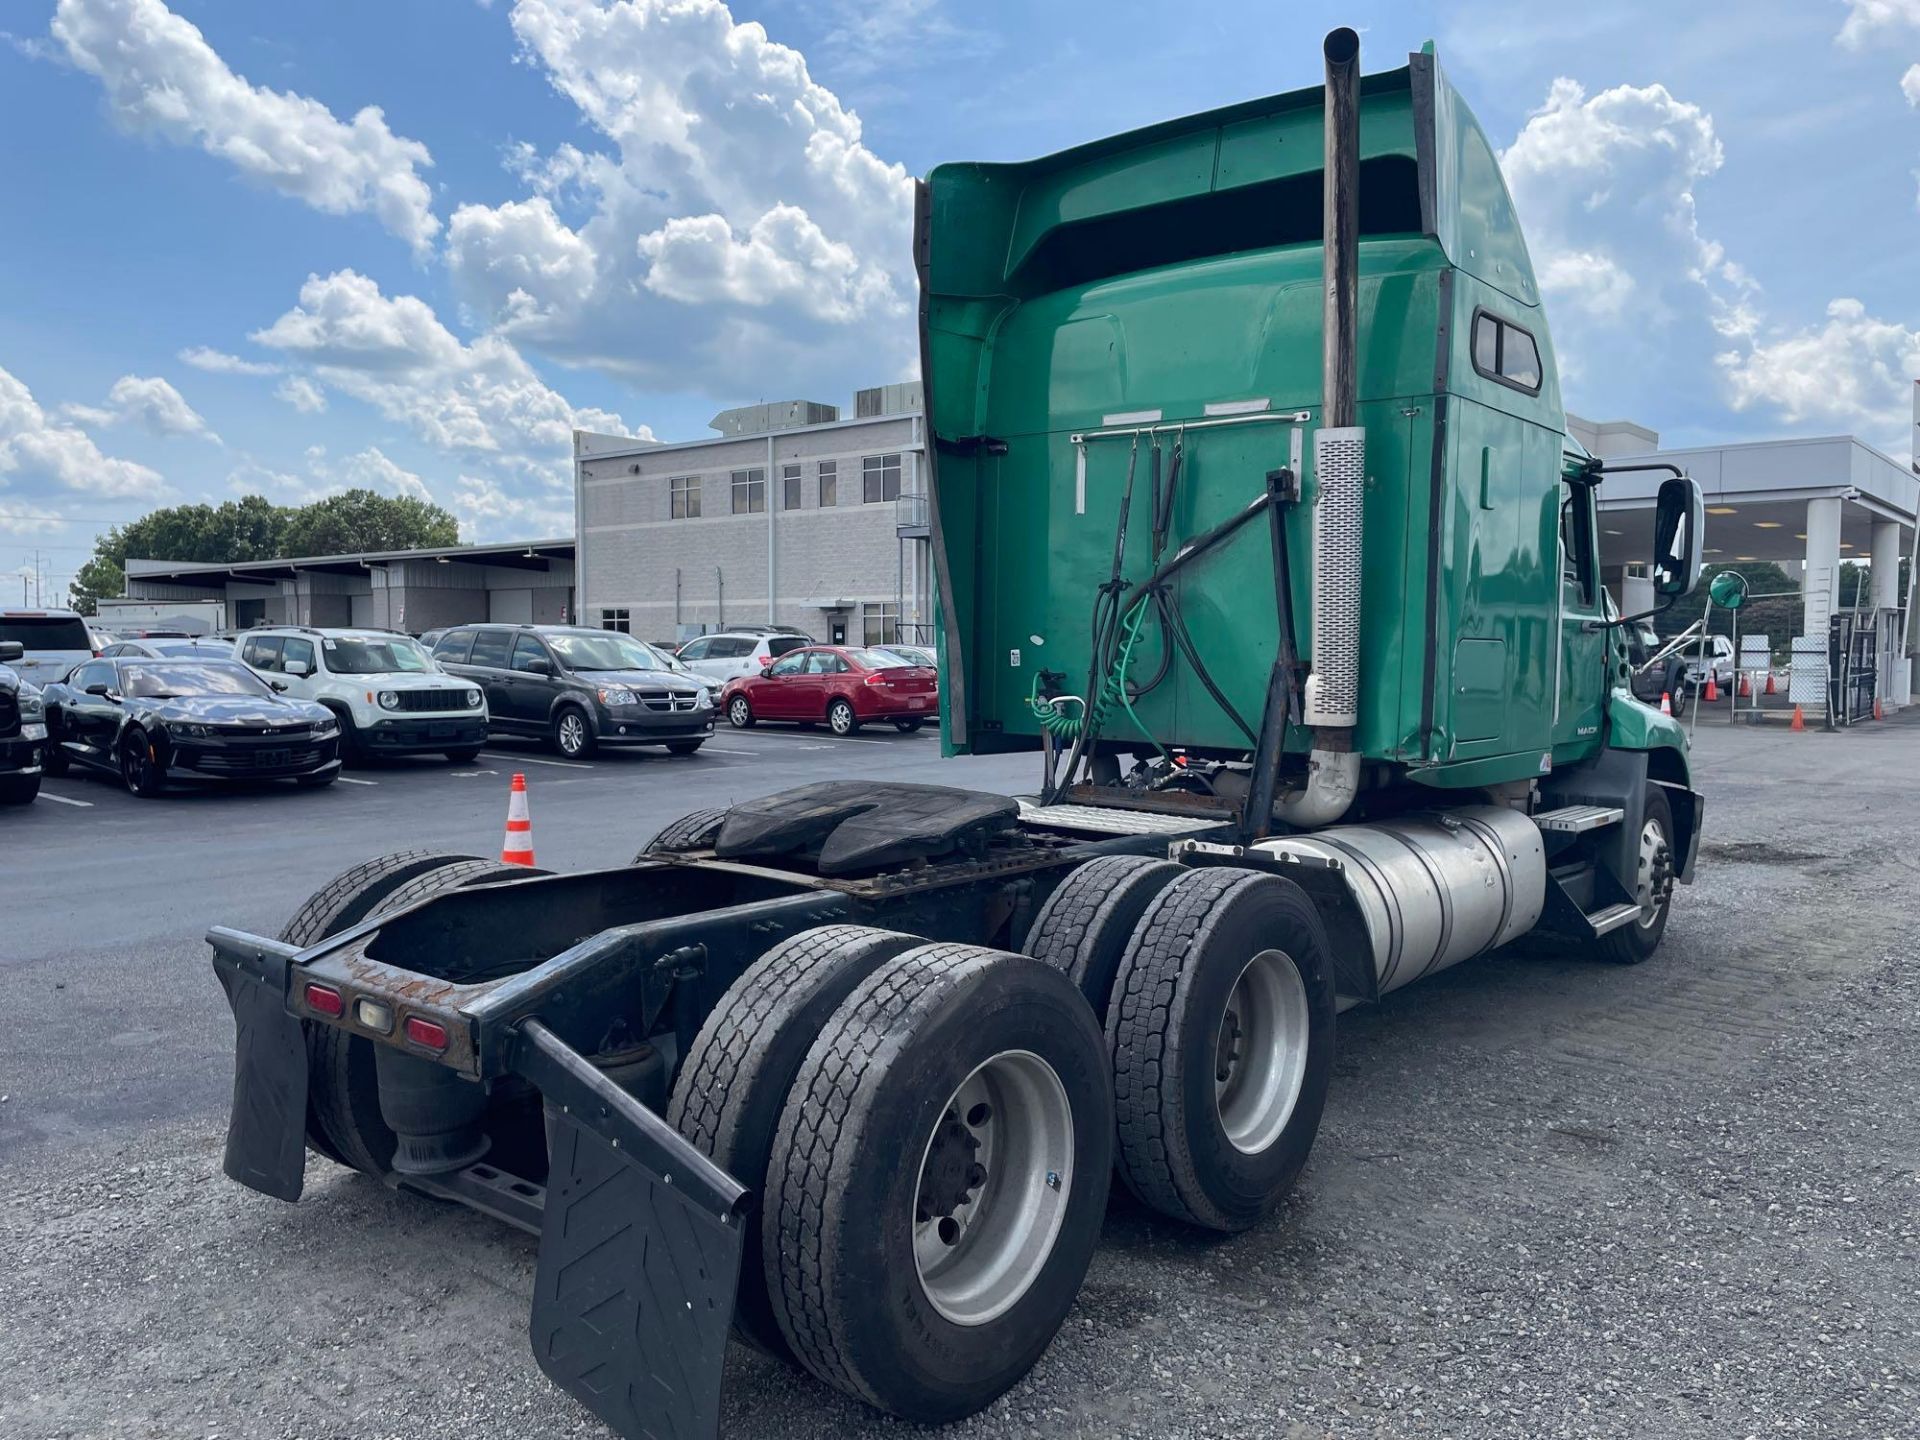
[855,381,924,419]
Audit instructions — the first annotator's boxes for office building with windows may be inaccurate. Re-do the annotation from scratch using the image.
[573,383,930,647]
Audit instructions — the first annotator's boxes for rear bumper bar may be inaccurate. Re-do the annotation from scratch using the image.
[209,928,748,1440]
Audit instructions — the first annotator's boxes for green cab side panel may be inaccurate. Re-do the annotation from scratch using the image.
[921,43,1563,785]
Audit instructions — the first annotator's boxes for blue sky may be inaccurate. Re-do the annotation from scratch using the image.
[2,0,1917,601]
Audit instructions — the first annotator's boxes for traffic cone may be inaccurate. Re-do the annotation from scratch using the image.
[1764,670,1777,696]
[1790,705,1806,732]
[1703,675,1719,702]
[1874,697,1884,721]
[1660,691,1673,716]
[501,773,536,866]
[1738,673,1752,699]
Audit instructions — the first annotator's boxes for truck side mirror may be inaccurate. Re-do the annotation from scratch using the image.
[0,641,21,663]
[1652,476,1704,598]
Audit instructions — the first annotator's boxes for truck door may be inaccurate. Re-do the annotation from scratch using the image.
[1552,478,1609,762]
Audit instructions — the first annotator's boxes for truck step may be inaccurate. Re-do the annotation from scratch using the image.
[1018,801,1221,837]
[1534,804,1625,834]
[1585,901,1644,936]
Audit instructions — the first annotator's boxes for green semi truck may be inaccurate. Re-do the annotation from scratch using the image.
[207,30,1704,1440]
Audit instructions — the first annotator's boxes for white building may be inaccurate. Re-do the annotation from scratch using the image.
[574,384,931,647]
[1572,403,1918,703]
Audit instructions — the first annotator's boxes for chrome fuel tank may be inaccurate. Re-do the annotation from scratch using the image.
[1254,805,1545,994]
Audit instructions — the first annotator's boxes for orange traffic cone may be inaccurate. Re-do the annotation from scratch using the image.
[1660,691,1673,716]
[1874,697,1884,721]
[1703,675,1719,702]
[501,773,536,866]
[1738,673,1752,699]
[1790,705,1806,732]
[1764,670,1777,696]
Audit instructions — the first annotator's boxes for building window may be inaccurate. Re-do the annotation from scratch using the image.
[731,468,766,514]
[862,454,902,503]
[782,463,803,510]
[1469,311,1543,396]
[818,459,837,507]
[670,476,701,518]
[863,602,900,646]
[600,607,631,633]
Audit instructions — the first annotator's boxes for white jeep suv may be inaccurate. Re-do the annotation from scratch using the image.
[236,627,488,764]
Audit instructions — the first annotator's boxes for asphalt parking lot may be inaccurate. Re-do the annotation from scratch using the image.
[3,718,1917,1439]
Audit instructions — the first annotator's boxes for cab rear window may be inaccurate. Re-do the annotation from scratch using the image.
[1,616,91,650]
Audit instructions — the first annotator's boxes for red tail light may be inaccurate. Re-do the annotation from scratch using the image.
[305,983,344,1017]
[864,673,889,686]
[405,1015,449,1051]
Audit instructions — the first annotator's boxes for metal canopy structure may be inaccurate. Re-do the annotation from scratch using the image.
[123,538,574,587]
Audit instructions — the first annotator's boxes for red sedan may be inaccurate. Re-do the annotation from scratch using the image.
[721,645,938,736]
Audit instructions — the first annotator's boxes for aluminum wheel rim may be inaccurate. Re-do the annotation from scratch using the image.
[728,698,750,727]
[1634,816,1672,930]
[558,713,585,753]
[830,704,852,734]
[1214,949,1310,1155]
[911,1049,1073,1328]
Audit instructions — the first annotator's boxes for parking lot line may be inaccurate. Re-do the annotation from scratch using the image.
[335,776,378,786]
[35,792,93,807]
[726,732,905,746]
[704,748,757,756]
[479,752,593,771]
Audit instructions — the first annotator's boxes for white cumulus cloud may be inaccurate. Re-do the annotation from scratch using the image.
[0,364,165,498]
[1719,298,1920,441]
[178,345,281,376]
[251,269,643,458]
[444,0,916,396]
[51,0,440,253]
[1836,0,1920,47]
[66,374,220,441]
[274,375,327,414]
[1904,62,1920,105]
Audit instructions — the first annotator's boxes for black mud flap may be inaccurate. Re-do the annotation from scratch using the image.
[516,1020,748,1440]
[209,928,308,1202]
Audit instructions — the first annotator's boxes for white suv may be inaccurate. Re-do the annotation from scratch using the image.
[675,630,811,682]
[236,627,488,764]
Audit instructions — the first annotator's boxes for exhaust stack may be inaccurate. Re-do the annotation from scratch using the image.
[1277,26,1366,827]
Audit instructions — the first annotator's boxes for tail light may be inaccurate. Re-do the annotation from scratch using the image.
[864,673,889,686]
[405,1015,449,1051]
[305,982,344,1017]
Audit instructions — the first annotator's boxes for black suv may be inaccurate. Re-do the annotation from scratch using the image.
[0,640,47,805]
[432,624,714,759]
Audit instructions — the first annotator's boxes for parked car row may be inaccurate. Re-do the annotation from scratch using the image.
[5,611,941,800]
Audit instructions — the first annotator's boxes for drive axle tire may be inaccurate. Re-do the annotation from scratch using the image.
[278,852,528,1177]
[668,925,921,1357]
[826,698,859,736]
[1108,869,1336,1233]
[1590,785,1677,966]
[0,773,39,805]
[1024,854,1183,1022]
[634,805,729,862]
[765,943,1112,1424]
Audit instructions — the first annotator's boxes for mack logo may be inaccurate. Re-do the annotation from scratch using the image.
[1576,724,1598,736]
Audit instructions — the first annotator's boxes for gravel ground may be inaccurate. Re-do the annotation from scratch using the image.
[3,716,1917,1439]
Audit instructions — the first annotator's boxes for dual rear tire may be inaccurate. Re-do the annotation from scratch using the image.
[1026,859,1337,1232]
[670,929,1112,1424]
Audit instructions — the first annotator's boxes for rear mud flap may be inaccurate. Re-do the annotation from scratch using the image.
[516,1020,748,1440]
[211,931,308,1202]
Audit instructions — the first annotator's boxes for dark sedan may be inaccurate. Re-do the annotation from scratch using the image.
[40,657,341,797]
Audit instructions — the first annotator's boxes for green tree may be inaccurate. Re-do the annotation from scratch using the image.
[67,489,459,615]
[280,489,458,557]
